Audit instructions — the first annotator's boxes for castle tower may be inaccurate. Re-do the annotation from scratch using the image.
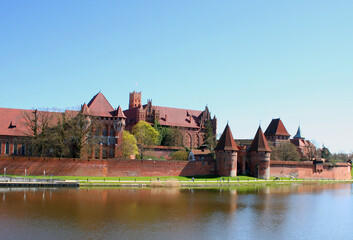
[214,124,239,177]
[249,126,272,179]
[264,118,290,146]
[129,91,141,109]
[111,106,127,158]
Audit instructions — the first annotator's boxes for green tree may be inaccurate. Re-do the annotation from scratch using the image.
[161,127,183,147]
[270,141,301,161]
[120,131,139,159]
[203,120,216,151]
[132,121,160,157]
[21,109,96,158]
[170,150,188,160]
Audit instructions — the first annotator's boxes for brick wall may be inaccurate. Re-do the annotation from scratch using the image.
[0,157,216,177]
[270,161,351,180]
[0,157,349,179]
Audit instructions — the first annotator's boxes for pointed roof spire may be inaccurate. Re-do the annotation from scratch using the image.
[293,126,304,139]
[116,105,126,119]
[249,126,272,152]
[87,92,114,117]
[81,103,89,115]
[214,124,239,151]
[264,118,290,137]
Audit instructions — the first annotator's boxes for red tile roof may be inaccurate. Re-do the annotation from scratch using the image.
[0,108,64,137]
[156,106,203,128]
[264,118,290,137]
[249,127,272,152]
[116,106,126,119]
[87,92,114,117]
[124,105,204,129]
[214,124,239,151]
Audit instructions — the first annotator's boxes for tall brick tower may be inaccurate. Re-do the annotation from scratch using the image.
[249,126,272,179]
[129,91,141,109]
[214,124,239,177]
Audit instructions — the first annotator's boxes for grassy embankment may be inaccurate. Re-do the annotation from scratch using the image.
[4,174,352,187]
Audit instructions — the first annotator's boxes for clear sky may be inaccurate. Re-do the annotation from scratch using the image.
[1,0,352,153]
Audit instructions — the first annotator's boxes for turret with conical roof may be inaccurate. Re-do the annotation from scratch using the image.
[249,126,271,179]
[293,126,304,139]
[215,124,238,177]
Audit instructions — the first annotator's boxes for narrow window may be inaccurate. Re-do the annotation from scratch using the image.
[13,143,18,155]
[0,142,1,155]
[28,145,32,156]
[95,148,100,159]
[109,149,114,158]
[5,142,10,155]
[21,145,26,155]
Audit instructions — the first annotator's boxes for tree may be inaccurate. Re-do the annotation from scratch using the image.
[132,121,160,157]
[305,141,321,161]
[203,120,216,151]
[158,127,183,147]
[21,109,57,157]
[270,141,301,161]
[170,150,188,160]
[20,108,96,158]
[120,131,139,159]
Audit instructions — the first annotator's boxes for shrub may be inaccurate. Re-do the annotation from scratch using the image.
[170,150,188,160]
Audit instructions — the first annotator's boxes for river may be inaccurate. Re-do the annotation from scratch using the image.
[0,183,352,240]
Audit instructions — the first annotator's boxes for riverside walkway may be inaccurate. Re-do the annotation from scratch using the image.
[0,177,79,188]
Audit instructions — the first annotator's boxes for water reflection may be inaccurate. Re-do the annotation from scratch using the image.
[0,184,352,240]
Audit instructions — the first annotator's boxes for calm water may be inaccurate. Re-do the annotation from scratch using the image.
[0,184,352,240]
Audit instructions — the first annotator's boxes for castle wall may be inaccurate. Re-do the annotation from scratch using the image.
[0,157,216,177]
[0,157,349,180]
[270,161,351,180]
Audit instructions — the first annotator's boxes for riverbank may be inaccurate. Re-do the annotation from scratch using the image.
[2,175,352,188]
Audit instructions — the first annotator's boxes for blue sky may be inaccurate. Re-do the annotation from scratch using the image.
[1,0,352,153]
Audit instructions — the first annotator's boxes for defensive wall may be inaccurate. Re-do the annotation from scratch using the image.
[0,157,350,179]
[270,161,351,180]
[0,157,216,177]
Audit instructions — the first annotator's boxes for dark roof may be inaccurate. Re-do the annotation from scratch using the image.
[249,127,272,152]
[264,118,290,137]
[293,126,304,139]
[214,124,238,151]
